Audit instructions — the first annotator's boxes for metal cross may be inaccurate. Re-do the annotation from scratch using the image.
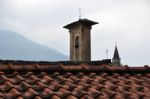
[79,8,81,19]
[106,49,109,59]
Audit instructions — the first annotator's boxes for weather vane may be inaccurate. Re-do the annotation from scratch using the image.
[79,8,82,20]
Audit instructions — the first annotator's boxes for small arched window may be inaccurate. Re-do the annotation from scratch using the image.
[75,36,79,49]
[75,36,79,60]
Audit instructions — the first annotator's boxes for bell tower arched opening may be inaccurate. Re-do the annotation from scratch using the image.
[74,36,79,60]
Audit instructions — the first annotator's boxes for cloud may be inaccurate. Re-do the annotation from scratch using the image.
[0,0,150,65]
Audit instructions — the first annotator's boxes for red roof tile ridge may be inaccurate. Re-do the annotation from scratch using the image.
[81,95,94,99]
[66,95,78,99]
[0,63,150,72]
[20,81,32,90]
[51,95,61,99]
[24,88,39,98]
[5,88,22,98]
[41,88,54,97]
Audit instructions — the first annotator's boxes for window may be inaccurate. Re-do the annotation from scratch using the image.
[75,36,79,60]
[75,36,79,49]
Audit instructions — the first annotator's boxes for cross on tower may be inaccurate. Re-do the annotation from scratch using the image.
[105,49,109,59]
[79,8,81,19]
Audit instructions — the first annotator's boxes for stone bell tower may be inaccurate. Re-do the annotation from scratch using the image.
[63,19,98,61]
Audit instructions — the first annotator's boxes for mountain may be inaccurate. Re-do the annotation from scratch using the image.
[0,29,68,61]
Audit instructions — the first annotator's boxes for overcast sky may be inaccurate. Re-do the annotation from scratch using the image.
[0,0,150,66]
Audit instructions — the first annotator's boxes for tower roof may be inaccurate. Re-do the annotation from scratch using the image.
[63,18,98,29]
[113,46,120,60]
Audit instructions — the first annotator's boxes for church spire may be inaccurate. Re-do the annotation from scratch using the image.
[112,45,121,66]
[113,45,120,60]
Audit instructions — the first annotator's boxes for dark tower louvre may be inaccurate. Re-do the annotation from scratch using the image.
[63,19,98,61]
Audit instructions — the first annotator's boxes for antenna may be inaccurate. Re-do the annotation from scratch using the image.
[79,8,81,20]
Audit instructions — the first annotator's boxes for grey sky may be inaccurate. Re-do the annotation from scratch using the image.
[0,0,150,66]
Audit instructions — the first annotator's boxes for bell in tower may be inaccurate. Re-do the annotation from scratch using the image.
[63,18,98,61]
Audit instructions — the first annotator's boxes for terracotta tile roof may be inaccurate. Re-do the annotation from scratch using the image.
[0,60,150,99]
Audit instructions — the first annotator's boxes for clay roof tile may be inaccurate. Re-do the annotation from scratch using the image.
[24,88,39,98]
[51,95,61,99]
[87,88,101,98]
[81,95,94,99]
[41,88,54,98]
[66,95,78,99]
[5,88,22,99]
[0,61,150,99]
